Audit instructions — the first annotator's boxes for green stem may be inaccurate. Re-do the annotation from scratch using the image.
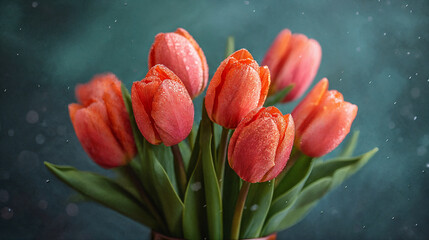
[124,165,166,231]
[216,127,230,194]
[188,128,195,150]
[171,144,187,197]
[230,181,251,240]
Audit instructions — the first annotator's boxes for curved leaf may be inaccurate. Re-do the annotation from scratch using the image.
[305,148,378,188]
[222,163,241,238]
[183,154,207,240]
[144,140,184,237]
[262,156,314,235]
[44,162,157,229]
[200,103,223,239]
[240,181,274,238]
[263,148,378,234]
[339,131,360,158]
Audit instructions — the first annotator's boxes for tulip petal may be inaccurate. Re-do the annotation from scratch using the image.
[131,81,162,145]
[175,28,209,94]
[230,49,254,60]
[75,73,120,106]
[215,64,261,128]
[262,29,291,80]
[229,117,279,183]
[205,57,233,122]
[273,34,309,94]
[72,102,126,168]
[259,66,271,106]
[299,92,358,157]
[261,114,294,181]
[151,80,194,146]
[292,78,328,135]
[281,39,322,102]
[103,85,136,160]
[149,33,203,98]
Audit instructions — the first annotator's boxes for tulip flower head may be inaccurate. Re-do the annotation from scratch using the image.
[205,49,271,129]
[68,74,136,168]
[292,78,358,157]
[262,29,322,102]
[132,64,194,146]
[149,28,208,99]
[228,107,295,183]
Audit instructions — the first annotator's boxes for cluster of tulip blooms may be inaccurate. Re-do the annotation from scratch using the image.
[45,28,377,240]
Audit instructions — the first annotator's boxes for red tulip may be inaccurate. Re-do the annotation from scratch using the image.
[148,28,208,99]
[262,29,322,102]
[131,64,194,146]
[292,78,358,157]
[205,49,270,129]
[228,107,295,183]
[68,73,136,168]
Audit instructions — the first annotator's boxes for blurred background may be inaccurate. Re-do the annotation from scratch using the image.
[1,0,428,239]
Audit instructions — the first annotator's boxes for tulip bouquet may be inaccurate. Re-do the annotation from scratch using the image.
[45,28,377,240]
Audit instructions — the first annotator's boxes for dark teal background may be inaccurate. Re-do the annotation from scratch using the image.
[1,0,428,239]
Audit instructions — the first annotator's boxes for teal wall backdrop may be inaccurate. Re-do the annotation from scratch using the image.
[1,0,428,239]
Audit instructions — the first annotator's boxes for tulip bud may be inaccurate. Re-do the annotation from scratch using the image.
[205,49,271,129]
[148,28,208,99]
[131,64,194,146]
[262,29,322,102]
[69,73,136,168]
[228,107,295,183]
[292,78,358,157]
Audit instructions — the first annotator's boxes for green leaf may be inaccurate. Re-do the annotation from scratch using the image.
[240,181,275,238]
[44,162,157,229]
[305,147,378,188]
[179,141,192,171]
[143,140,184,237]
[200,103,223,239]
[264,84,294,107]
[187,121,202,177]
[151,144,179,194]
[264,148,378,234]
[222,163,241,239]
[262,156,314,235]
[274,177,332,231]
[225,36,235,57]
[183,153,207,240]
[339,131,360,158]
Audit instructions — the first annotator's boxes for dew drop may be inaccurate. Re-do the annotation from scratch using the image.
[250,204,259,211]
[1,207,13,220]
[35,134,45,144]
[190,182,201,192]
[392,216,395,220]
[414,116,417,121]
[66,203,79,216]
[45,179,50,183]
[26,110,39,124]
[8,129,14,137]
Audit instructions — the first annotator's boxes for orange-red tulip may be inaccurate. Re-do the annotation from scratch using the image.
[292,78,358,157]
[205,49,270,129]
[228,107,295,183]
[131,64,194,146]
[68,73,136,168]
[262,29,322,102]
[148,28,208,99]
